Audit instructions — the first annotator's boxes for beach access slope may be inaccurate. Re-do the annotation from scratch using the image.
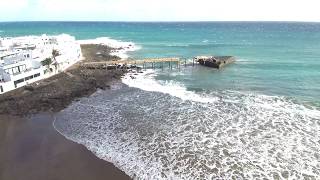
[0,44,131,180]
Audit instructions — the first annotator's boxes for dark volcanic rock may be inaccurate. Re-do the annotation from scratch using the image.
[0,45,126,116]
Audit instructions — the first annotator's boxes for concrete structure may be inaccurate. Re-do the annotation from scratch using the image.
[194,56,235,69]
[0,34,82,94]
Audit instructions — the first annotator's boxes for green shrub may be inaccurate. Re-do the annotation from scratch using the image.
[41,58,52,67]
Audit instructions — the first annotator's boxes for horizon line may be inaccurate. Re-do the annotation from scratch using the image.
[1,20,320,23]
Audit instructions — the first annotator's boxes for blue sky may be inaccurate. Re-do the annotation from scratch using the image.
[0,0,320,22]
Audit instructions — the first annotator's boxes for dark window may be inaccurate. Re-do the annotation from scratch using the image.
[0,86,3,93]
[34,73,40,78]
[25,75,34,81]
[14,78,24,88]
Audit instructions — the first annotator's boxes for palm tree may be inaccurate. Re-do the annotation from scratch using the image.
[51,49,60,71]
[41,58,52,73]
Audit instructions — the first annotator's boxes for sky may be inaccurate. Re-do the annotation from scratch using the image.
[0,0,320,22]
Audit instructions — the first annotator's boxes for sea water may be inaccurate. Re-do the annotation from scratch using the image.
[1,22,320,179]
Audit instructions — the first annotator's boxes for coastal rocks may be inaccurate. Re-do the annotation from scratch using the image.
[0,44,126,116]
[195,56,235,69]
[24,85,35,91]
[0,68,125,116]
[83,63,140,71]
[79,38,139,59]
[81,44,120,62]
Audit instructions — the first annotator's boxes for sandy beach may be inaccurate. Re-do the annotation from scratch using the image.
[0,114,130,180]
[0,44,131,180]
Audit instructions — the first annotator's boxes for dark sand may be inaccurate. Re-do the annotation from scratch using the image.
[0,45,131,180]
[0,114,130,180]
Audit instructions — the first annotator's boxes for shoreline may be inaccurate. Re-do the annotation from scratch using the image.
[0,44,132,179]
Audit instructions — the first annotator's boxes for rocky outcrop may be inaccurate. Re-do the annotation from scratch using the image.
[196,56,235,69]
[0,45,126,116]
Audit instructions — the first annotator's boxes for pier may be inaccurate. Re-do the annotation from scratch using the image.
[81,56,235,70]
[82,57,182,70]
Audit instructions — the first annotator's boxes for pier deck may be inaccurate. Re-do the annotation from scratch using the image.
[81,57,182,70]
[81,56,235,70]
[82,57,180,66]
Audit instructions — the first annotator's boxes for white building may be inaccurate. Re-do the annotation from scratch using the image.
[0,34,82,94]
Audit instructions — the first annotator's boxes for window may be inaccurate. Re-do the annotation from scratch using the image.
[25,75,34,81]
[12,67,19,74]
[14,78,24,88]
[34,73,40,78]
[20,65,26,72]
[0,86,3,93]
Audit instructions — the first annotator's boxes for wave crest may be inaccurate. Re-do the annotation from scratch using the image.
[122,69,218,103]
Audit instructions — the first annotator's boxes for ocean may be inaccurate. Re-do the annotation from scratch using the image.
[1,22,320,179]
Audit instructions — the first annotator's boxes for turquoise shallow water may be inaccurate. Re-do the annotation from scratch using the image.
[1,22,319,105]
[3,22,320,179]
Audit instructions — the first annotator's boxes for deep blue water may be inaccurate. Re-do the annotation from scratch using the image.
[1,22,319,105]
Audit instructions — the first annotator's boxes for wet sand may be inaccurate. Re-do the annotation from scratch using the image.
[0,114,130,180]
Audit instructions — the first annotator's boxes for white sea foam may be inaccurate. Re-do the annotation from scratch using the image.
[53,62,320,179]
[78,37,141,59]
[122,69,218,103]
[54,83,320,179]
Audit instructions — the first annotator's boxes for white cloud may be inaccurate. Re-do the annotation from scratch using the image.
[1,0,320,21]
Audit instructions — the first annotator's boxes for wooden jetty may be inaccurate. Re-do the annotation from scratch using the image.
[194,56,235,69]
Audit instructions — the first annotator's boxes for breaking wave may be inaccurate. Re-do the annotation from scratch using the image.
[54,71,320,179]
[122,69,218,103]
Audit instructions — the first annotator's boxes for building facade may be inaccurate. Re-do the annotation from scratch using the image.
[0,34,82,94]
